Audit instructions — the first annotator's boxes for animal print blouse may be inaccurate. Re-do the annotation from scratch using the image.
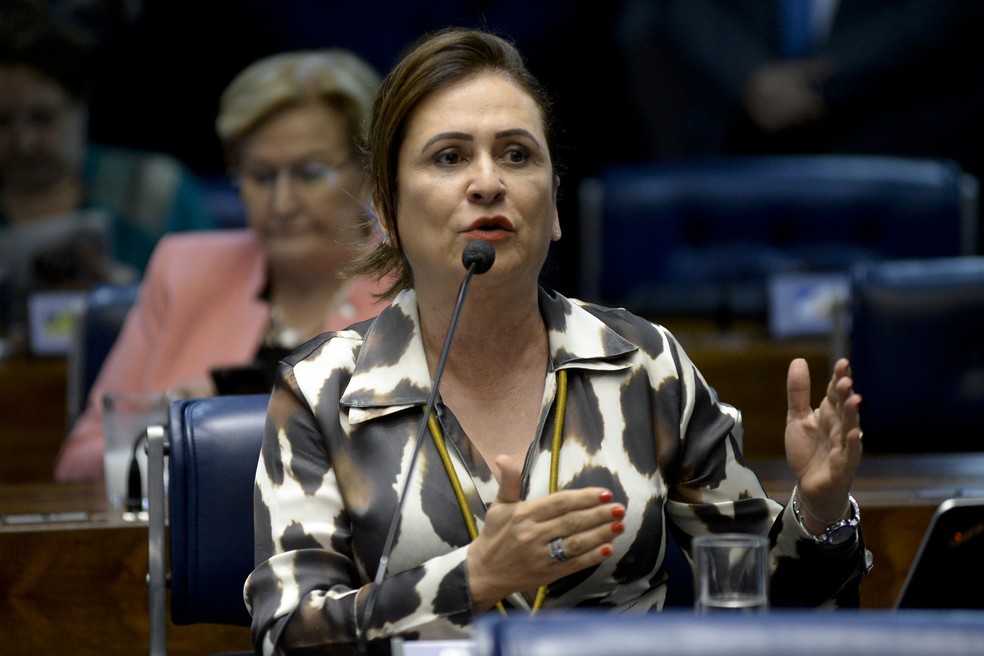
[246,288,867,655]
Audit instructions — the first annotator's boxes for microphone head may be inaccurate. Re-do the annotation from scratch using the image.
[461,240,495,275]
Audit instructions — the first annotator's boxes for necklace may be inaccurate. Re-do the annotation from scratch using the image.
[265,283,353,348]
[428,369,568,615]
[265,304,318,348]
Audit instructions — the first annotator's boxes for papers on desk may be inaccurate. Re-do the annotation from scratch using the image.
[27,290,86,356]
[391,638,474,656]
[1,511,90,525]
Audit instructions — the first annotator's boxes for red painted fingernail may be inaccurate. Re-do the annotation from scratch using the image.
[612,506,625,519]
[612,521,624,534]
[601,545,613,557]
[598,490,613,503]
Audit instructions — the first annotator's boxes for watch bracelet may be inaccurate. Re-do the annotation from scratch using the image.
[790,484,860,545]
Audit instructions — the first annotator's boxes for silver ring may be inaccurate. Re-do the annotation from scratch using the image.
[548,537,570,563]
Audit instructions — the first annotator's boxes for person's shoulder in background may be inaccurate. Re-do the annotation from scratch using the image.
[144,228,263,283]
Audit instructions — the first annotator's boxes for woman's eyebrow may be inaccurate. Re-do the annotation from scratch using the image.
[421,131,472,151]
[420,128,541,152]
[495,128,540,146]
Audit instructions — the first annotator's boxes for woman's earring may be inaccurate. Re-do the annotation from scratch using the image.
[552,225,562,239]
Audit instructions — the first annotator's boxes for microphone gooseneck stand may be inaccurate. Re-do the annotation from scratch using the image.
[358,240,495,654]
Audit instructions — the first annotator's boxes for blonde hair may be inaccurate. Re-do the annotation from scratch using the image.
[216,49,380,168]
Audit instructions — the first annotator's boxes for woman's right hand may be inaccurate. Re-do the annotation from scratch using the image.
[465,455,624,611]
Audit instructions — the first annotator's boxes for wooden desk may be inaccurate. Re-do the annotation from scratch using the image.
[0,481,251,655]
[0,354,69,483]
[753,453,984,610]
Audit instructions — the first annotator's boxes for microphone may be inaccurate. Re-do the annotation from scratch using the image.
[359,240,495,653]
[462,239,495,274]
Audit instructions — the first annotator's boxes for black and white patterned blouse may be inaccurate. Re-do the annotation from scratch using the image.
[246,287,867,654]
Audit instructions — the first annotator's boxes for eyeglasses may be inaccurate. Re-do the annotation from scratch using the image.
[236,158,354,195]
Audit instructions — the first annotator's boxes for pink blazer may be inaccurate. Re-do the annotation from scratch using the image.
[54,229,388,481]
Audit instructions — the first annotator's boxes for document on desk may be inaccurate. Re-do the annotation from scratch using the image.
[1,511,90,525]
[391,638,474,656]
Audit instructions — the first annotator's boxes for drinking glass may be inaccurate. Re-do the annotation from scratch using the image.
[693,533,769,614]
[102,391,168,511]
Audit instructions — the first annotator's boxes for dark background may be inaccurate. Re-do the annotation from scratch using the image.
[57,0,984,294]
[75,0,635,292]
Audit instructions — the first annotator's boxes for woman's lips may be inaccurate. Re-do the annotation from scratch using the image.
[464,217,513,240]
[465,226,511,241]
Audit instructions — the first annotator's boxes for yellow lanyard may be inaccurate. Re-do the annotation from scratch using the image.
[427,369,568,615]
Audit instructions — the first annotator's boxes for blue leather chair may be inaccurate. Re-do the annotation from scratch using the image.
[473,610,984,656]
[147,393,269,655]
[579,155,979,320]
[66,282,140,422]
[847,256,984,453]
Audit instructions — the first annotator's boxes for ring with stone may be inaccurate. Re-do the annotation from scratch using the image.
[548,537,570,562]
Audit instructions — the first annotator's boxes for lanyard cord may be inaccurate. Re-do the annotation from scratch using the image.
[428,368,568,615]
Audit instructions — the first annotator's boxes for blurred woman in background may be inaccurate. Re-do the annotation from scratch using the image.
[55,48,387,481]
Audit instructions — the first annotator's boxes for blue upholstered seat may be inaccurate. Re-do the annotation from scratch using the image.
[66,282,140,422]
[579,155,978,320]
[847,256,984,453]
[148,393,269,654]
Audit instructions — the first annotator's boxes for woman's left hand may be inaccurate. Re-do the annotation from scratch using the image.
[784,357,863,526]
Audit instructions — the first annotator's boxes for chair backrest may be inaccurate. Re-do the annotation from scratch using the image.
[165,394,269,626]
[66,282,140,422]
[848,257,984,453]
[579,155,978,320]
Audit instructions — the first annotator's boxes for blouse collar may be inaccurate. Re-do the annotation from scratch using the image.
[339,287,637,424]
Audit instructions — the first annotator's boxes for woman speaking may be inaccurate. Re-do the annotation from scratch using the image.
[246,27,868,655]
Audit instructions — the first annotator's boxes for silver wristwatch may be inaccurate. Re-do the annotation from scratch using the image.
[790,489,861,546]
